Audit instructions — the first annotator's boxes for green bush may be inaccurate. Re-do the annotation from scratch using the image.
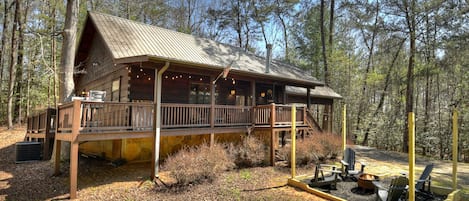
[163,143,234,186]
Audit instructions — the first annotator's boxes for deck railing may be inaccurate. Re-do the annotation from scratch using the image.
[161,103,210,128]
[253,104,306,126]
[26,108,56,134]
[56,101,307,134]
[57,101,154,133]
[214,105,251,126]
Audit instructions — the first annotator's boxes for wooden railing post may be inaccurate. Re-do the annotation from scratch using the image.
[303,106,307,124]
[270,103,276,166]
[210,78,215,146]
[70,100,82,199]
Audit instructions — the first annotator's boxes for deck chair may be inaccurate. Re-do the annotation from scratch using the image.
[340,148,366,181]
[415,164,434,200]
[373,176,408,201]
[309,164,341,190]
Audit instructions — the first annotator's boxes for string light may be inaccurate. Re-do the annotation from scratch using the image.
[136,75,140,79]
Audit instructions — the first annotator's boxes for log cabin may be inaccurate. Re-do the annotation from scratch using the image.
[44,12,342,198]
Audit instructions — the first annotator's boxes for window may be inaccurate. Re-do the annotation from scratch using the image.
[111,78,121,102]
[189,83,210,104]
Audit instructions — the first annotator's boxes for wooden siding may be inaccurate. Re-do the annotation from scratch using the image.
[75,33,129,102]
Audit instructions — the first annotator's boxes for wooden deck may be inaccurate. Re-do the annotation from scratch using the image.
[54,100,317,142]
[25,108,56,160]
[46,100,322,199]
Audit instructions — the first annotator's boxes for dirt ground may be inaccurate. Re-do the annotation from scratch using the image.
[1,127,468,201]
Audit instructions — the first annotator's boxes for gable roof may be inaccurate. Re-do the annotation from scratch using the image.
[79,12,324,87]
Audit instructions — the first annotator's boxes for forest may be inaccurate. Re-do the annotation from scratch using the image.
[0,0,467,160]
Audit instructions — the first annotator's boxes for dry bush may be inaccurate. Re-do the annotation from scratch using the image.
[312,132,342,160]
[162,143,234,186]
[227,135,267,168]
[278,132,342,166]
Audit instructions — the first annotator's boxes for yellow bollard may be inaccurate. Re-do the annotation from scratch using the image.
[291,104,296,178]
[452,109,458,190]
[342,104,347,152]
[408,112,415,201]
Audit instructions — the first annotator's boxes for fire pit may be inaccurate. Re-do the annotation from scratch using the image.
[357,173,380,191]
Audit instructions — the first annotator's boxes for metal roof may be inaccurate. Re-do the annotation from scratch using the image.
[286,86,343,99]
[87,12,324,87]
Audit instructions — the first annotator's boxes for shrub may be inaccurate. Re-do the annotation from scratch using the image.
[277,132,342,166]
[311,132,342,159]
[227,135,267,168]
[162,143,234,186]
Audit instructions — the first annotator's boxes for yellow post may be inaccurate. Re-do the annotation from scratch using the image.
[291,104,296,178]
[452,109,458,190]
[408,112,415,201]
[342,104,347,152]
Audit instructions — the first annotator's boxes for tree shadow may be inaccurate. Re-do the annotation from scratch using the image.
[0,141,153,200]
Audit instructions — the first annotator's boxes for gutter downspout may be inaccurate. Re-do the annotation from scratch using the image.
[152,61,169,179]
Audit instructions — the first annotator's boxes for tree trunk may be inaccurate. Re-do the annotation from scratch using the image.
[0,0,13,108]
[356,1,380,145]
[14,0,27,124]
[7,0,20,129]
[320,0,328,86]
[362,39,405,146]
[59,0,79,102]
[403,0,416,153]
[360,1,380,146]
[50,0,58,107]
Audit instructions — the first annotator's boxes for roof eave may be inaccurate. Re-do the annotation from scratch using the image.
[114,55,324,88]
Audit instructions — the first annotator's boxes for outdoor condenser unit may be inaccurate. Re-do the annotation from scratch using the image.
[15,141,42,163]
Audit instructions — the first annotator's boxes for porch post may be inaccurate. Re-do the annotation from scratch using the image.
[330,103,334,133]
[210,76,215,146]
[306,88,311,110]
[251,81,256,126]
[54,139,61,175]
[270,103,276,166]
[70,100,82,199]
[152,61,169,180]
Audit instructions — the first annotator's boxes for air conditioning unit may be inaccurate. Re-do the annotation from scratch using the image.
[15,142,42,163]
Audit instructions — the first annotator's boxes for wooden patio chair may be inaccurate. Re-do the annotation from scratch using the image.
[340,147,366,181]
[309,164,341,190]
[415,163,434,200]
[373,176,409,201]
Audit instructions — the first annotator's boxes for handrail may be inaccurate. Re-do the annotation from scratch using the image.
[56,102,311,135]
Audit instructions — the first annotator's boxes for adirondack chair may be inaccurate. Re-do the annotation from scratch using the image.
[340,148,366,181]
[309,164,341,190]
[415,164,434,200]
[416,163,433,192]
[373,176,409,201]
